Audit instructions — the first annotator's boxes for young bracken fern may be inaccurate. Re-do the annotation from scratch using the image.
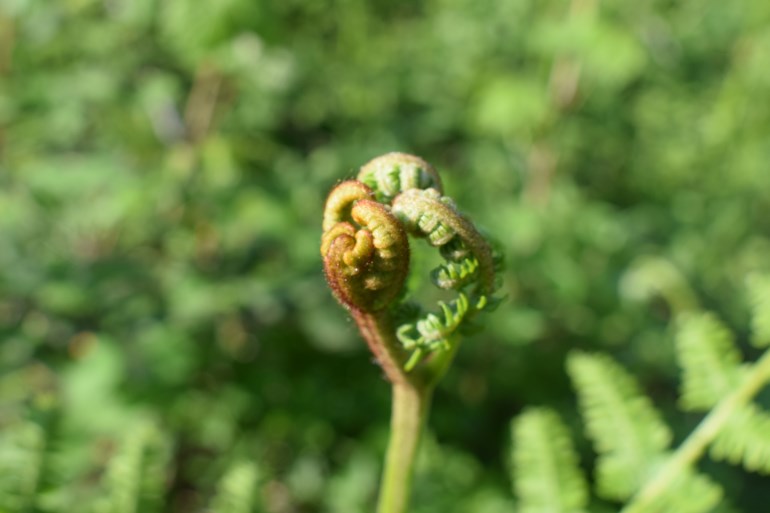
[509,275,770,513]
[320,153,502,513]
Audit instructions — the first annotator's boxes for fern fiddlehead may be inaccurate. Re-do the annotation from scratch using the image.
[321,153,501,513]
[321,180,409,314]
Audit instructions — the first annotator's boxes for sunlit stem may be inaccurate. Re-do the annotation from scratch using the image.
[377,383,432,513]
[349,310,430,513]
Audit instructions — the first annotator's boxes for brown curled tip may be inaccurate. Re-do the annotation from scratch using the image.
[322,180,374,233]
[322,182,410,312]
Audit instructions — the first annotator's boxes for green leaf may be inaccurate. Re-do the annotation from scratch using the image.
[674,313,742,411]
[567,352,671,500]
[95,421,172,513]
[634,468,723,513]
[210,461,260,513]
[511,408,588,513]
[711,404,770,474]
[471,76,549,138]
[747,274,770,348]
[0,421,45,512]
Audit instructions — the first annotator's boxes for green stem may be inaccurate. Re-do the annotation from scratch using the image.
[423,334,461,386]
[351,310,433,513]
[377,383,432,513]
[622,347,770,513]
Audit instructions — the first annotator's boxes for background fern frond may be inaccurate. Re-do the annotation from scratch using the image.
[629,468,723,513]
[747,274,770,348]
[674,313,742,411]
[96,421,172,513]
[209,461,260,513]
[619,256,699,314]
[567,352,671,500]
[710,404,770,474]
[0,420,46,512]
[511,408,588,513]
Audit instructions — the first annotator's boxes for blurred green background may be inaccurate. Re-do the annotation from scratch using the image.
[2,0,770,511]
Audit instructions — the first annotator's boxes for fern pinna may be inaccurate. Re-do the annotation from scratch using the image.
[509,275,770,513]
[321,153,502,513]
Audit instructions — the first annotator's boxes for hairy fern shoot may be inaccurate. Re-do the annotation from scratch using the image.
[321,153,502,513]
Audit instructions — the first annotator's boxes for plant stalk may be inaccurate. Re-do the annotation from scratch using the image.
[351,310,432,513]
[377,382,432,513]
[622,347,770,513]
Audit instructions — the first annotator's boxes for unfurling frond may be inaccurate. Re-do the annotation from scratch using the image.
[210,461,260,513]
[567,352,671,500]
[511,408,588,513]
[321,154,503,513]
[323,154,501,379]
[747,274,770,348]
[710,404,770,474]
[674,313,742,411]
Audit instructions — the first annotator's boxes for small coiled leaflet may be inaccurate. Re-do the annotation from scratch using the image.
[321,180,409,313]
[357,152,443,203]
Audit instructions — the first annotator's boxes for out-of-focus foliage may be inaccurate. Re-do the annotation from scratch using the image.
[510,295,770,513]
[511,408,588,513]
[1,0,770,511]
